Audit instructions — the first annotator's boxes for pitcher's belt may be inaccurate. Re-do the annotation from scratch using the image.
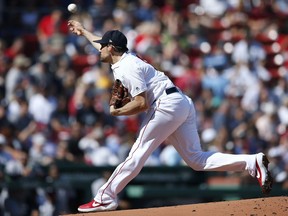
[152,87,179,105]
[165,87,178,95]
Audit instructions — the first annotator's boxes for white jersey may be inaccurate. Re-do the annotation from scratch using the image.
[111,52,175,105]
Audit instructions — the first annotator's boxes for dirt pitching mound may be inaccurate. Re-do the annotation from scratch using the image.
[64,196,288,216]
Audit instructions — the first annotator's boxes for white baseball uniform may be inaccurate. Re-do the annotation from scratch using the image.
[94,52,258,205]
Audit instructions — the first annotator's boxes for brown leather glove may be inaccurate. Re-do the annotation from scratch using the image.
[109,79,131,108]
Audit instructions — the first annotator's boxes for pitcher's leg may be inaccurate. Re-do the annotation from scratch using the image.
[169,112,257,176]
[95,137,156,204]
[95,103,188,204]
[192,151,257,176]
[169,103,272,194]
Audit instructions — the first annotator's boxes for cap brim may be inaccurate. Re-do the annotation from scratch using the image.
[93,38,108,44]
[93,39,129,52]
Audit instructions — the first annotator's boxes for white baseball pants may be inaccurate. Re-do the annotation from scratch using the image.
[95,92,257,204]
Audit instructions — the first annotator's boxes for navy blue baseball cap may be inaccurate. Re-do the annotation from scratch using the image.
[94,30,128,52]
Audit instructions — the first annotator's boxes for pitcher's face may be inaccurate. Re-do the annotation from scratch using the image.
[99,44,112,63]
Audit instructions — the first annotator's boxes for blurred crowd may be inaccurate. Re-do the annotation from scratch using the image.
[0,0,288,215]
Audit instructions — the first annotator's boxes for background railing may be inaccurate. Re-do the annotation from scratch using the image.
[1,163,286,212]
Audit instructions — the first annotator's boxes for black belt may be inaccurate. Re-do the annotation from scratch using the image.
[151,87,179,105]
[165,87,178,95]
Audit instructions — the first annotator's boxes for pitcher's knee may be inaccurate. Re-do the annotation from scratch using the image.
[188,163,205,171]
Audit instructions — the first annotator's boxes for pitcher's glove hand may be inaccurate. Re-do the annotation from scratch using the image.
[110,79,131,109]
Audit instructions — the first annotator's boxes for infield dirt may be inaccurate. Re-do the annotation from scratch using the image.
[64,196,288,216]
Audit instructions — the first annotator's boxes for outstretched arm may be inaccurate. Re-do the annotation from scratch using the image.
[68,20,101,51]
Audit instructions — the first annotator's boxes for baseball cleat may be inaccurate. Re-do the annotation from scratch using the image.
[255,153,273,195]
[78,200,118,212]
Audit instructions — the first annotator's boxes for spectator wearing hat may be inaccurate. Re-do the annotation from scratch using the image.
[5,54,31,102]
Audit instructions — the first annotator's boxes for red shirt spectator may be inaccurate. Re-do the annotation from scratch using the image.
[37,9,68,46]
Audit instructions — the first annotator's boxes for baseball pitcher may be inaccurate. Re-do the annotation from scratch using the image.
[68,20,273,213]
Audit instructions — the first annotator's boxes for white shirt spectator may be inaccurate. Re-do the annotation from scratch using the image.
[278,97,288,125]
[159,145,182,166]
[200,0,228,17]
[256,102,277,142]
[223,64,257,97]
[5,55,31,101]
[28,93,54,124]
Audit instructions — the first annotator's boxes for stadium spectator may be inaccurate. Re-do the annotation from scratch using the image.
[5,54,31,102]
[37,8,69,49]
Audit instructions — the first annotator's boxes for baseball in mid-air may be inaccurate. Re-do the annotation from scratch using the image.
[67,3,77,13]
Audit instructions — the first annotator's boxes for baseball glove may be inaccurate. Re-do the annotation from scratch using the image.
[110,79,131,108]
